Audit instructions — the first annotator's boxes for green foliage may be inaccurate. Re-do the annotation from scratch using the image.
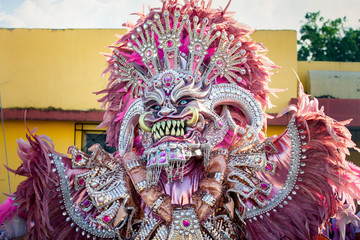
[298,12,360,62]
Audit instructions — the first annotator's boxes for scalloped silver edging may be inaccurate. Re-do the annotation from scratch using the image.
[247,118,301,218]
[53,154,118,239]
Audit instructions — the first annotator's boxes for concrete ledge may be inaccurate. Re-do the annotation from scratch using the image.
[2,109,104,122]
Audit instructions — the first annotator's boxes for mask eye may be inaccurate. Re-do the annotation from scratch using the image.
[151,104,161,110]
[179,99,190,106]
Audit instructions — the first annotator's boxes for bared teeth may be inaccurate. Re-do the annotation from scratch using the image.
[176,129,180,136]
[152,119,187,141]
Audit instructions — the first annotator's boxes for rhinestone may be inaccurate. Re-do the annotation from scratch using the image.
[127,42,133,48]
[175,11,180,18]
[236,41,242,47]
[78,178,85,186]
[75,154,82,161]
[66,217,70,222]
[301,162,306,167]
[240,49,246,55]
[194,16,198,22]
[215,31,221,37]
[82,231,85,236]
[163,11,169,17]
[229,34,234,41]
[166,40,174,47]
[146,50,152,57]
[52,168,57,172]
[284,201,288,205]
[299,170,305,174]
[288,196,293,200]
[154,14,159,20]
[76,227,79,232]
[131,34,136,40]
[62,212,67,216]
[183,219,190,227]
[103,215,111,223]
[143,23,148,29]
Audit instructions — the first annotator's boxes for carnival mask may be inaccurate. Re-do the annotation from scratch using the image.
[102,9,272,188]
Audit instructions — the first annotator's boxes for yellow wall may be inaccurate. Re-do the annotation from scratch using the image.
[0,29,298,113]
[0,120,78,202]
[0,28,127,110]
[297,61,360,93]
[253,30,298,113]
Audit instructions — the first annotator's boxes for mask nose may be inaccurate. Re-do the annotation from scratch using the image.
[158,106,176,116]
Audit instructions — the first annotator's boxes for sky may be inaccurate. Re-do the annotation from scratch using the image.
[0,0,359,33]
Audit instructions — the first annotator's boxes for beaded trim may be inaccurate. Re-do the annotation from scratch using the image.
[207,172,224,184]
[150,195,168,214]
[126,159,143,172]
[202,193,217,207]
[210,149,228,158]
[52,154,119,238]
[135,180,147,193]
[247,118,302,218]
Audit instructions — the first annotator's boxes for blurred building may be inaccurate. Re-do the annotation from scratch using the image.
[0,28,359,202]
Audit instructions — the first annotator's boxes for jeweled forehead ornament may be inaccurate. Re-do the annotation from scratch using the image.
[104,7,273,186]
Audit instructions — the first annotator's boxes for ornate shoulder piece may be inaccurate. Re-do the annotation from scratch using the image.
[225,126,278,221]
[51,144,133,239]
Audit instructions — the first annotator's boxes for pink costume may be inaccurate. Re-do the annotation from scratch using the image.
[1,1,360,239]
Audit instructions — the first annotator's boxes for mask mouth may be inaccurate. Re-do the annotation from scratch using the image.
[151,118,186,141]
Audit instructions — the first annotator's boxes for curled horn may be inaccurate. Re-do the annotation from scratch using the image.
[118,99,145,157]
[205,84,263,133]
[139,112,152,132]
[184,106,199,127]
